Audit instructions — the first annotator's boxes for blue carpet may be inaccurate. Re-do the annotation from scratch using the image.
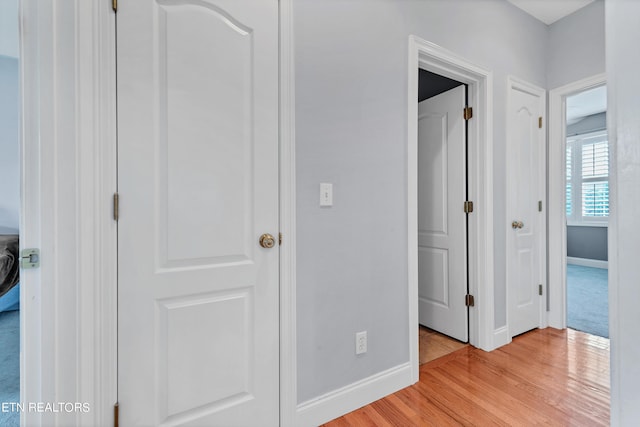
[0,309,20,427]
[567,264,608,338]
[0,284,19,313]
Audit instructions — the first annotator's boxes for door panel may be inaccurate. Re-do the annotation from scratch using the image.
[117,1,279,426]
[160,2,253,266]
[507,81,545,338]
[417,85,468,342]
[159,291,252,417]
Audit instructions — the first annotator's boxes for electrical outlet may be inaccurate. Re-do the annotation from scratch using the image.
[355,331,367,355]
[320,183,333,206]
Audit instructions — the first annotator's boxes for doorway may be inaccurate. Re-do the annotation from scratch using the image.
[416,70,469,351]
[547,74,607,333]
[564,85,609,339]
[417,70,469,363]
[408,36,496,376]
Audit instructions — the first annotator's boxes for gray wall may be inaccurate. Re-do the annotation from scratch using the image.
[0,55,20,233]
[0,0,19,58]
[0,0,19,233]
[567,226,608,260]
[294,0,547,403]
[547,0,605,89]
[567,112,606,136]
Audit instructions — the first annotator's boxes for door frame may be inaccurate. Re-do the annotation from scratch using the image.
[505,76,547,336]
[20,1,294,425]
[547,73,607,329]
[408,36,496,360]
[20,0,118,425]
[279,0,297,425]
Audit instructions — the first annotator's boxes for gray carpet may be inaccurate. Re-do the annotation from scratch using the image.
[567,264,608,338]
[0,309,19,427]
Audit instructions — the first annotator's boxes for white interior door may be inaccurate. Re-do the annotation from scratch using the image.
[507,79,546,338]
[417,85,468,342]
[116,1,280,426]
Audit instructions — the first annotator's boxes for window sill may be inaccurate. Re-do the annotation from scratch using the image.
[566,221,608,228]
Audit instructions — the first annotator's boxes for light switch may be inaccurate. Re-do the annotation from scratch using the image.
[320,183,333,206]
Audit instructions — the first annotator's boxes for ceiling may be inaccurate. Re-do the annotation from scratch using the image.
[566,85,607,124]
[507,0,595,25]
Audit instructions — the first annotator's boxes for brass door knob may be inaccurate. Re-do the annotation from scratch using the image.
[511,221,524,229]
[259,233,276,249]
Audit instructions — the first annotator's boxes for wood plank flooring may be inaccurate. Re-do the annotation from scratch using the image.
[323,328,610,426]
[419,326,468,365]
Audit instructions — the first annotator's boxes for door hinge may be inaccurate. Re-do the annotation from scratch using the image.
[113,402,119,427]
[464,201,474,213]
[113,193,119,221]
[538,200,543,212]
[465,294,475,307]
[538,116,543,129]
[539,284,543,296]
[279,232,282,246]
[463,106,473,121]
[112,0,117,12]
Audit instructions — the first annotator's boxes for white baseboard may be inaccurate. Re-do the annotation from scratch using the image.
[295,362,413,427]
[492,326,511,350]
[567,256,608,269]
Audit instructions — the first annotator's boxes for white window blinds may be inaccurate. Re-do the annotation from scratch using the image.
[566,131,609,224]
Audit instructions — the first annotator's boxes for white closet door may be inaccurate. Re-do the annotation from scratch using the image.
[507,78,546,338]
[417,85,468,342]
[116,1,280,425]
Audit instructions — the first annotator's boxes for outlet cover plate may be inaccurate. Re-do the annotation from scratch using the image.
[355,331,367,355]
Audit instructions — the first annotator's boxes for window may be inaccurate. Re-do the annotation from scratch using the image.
[566,130,609,225]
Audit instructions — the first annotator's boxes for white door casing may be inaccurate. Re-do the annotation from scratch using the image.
[117,0,280,425]
[409,36,496,356]
[417,85,468,342]
[506,77,546,338]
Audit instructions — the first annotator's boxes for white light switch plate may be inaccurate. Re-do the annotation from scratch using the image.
[320,183,333,206]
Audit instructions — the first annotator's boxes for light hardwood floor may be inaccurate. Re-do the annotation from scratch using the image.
[323,328,610,426]
[419,326,467,365]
